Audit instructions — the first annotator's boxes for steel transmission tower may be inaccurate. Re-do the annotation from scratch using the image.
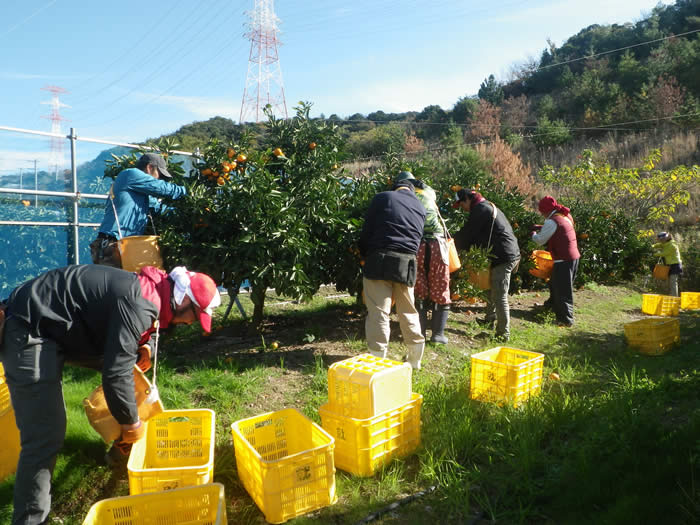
[239,0,288,123]
[41,85,70,179]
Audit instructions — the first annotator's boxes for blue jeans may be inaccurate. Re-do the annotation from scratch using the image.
[2,317,66,525]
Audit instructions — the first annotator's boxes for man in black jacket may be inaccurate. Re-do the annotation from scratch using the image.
[453,189,520,341]
[0,264,219,525]
[359,181,427,369]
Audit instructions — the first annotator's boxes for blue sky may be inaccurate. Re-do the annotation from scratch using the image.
[0,0,674,169]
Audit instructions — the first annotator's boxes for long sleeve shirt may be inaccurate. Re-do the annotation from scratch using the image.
[99,168,187,239]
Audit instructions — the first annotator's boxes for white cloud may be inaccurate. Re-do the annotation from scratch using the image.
[0,149,53,173]
[127,92,239,120]
[310,72,482,116]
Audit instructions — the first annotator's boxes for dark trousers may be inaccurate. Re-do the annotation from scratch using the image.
[1,317,66,525]
[551,259,579,324]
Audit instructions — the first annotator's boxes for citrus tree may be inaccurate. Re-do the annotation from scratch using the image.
[156,103,364,330]
[539,149,699,225]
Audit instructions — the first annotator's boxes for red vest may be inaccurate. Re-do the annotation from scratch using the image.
[136,266,174,344]
[547,214,581,261]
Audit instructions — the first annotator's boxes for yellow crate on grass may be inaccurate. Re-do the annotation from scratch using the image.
[681,291,700,310]
[0,362,12,416]
[128,409,215,495]
[327,353,412,420]
[470,347,544,406]
[82,482,226,525]
[0,408,21,481]
[231,408,336,524]
[319,392,422,477]
[624,317,680,355]
[641,294,680,316]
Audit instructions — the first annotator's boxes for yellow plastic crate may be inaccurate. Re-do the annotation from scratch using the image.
[641,294,680,316]
[82,483,226,525]
[127,409,215,495]
[0,362,12,416]
[624,318,680,355]
[231,408,336,524]
[469,347,544,406]
[681,292,700,310]
[319,392,422,477]
[0,408,21,481]
[327,353,412,420]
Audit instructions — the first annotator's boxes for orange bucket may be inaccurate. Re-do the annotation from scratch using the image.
[529,250,553,280]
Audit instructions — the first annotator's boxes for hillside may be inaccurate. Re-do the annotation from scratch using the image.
[149,1,699,171]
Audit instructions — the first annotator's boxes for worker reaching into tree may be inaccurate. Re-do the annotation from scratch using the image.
[394,171,452,344]
[359,177,427,369]
[0,264,220,525]
[90,152,187,268]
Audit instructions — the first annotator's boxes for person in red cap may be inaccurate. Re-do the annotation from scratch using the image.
[0,263,220,525]
[453,188,520,341]
[531,196,581,326]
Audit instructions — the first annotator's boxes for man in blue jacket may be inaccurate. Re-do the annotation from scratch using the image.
[90,152,187,268]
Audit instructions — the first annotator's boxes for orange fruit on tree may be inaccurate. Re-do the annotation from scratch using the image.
[227,148,236,159]
[201,168,212,176]
[580,233,589,239]
[222,164,231,173]
[450,185,461,192]
[229,161,237,170]
[272,147,284,157]
[309,142,317,150]
[216,176,225,186]
[236,154,247,163]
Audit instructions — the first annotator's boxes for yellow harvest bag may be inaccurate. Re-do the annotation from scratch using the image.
[83,365,164,443]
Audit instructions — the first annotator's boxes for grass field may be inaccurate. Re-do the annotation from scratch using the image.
[1,283,699,524]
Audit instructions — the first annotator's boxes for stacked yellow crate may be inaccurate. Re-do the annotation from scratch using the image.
[0,363,21,481]
[318,353,422,476]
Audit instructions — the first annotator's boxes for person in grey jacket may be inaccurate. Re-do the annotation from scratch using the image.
[453,189,520,341]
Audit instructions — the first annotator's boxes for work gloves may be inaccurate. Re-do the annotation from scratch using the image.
[136,344,152,372]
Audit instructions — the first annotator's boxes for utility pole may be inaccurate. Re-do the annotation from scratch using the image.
[240,0,288,123]
[41,85,70,180]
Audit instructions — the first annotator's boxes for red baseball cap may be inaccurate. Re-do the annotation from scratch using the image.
[188,272,221,332]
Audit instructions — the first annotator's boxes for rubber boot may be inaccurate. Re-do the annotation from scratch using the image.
[430,304,449,344]
[416,299,429,337]
[406,341,425,370]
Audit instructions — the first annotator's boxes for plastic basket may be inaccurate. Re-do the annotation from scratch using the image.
[82,483,227,525]
[327,353,412,420]
[681,292,700,310]
[624,318,680,355]
[319,393,422,477]
[119,235,164,272]
[469,347,544,406]
[641,294,680,316]
[0,408,21,481]
[468,268,491,290]
[0,363,11,416]
[128,409,215,495]
[528,250,553,280]
[231,408,336,524]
